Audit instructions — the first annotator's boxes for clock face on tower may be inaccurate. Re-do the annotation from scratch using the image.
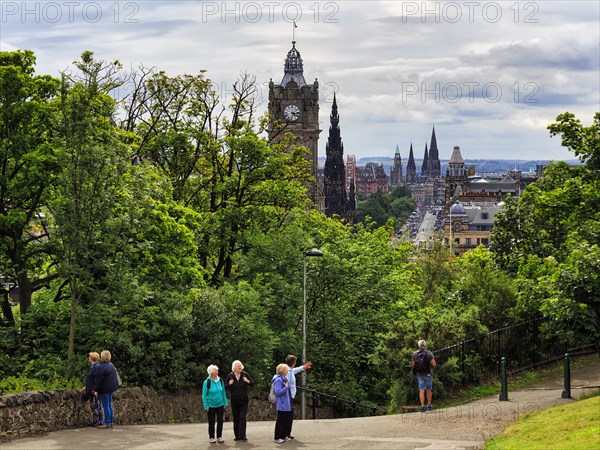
[284,104,301,121]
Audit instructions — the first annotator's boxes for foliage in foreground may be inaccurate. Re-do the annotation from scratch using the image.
[485,394,600,450]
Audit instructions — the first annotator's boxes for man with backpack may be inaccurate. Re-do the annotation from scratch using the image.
[412,340,437,412]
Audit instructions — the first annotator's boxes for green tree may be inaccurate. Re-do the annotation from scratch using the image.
[356,186,415,229]
[51,52,133,363]
[491,112,600,343]
[452,246,517,329]
[0,50,61,318]
[548,112,600,173]
[123,70,311,285]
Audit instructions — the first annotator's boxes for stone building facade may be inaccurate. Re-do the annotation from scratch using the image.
[354,163,389,199]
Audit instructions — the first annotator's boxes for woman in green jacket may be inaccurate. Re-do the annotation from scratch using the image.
[202,364,228,443]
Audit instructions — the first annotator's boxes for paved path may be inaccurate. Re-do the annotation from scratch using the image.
[3,357,599,450]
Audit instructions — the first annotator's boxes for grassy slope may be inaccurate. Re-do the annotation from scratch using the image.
[485,395,600,450]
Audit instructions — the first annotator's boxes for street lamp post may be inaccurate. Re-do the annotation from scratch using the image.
[302,248,323,420]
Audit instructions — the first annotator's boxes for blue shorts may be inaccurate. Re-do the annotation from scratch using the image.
[417,374,432,390]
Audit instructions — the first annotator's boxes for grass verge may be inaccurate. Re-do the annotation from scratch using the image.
[484,392,600,450]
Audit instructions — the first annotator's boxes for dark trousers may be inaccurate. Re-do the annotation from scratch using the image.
[90,395,104,426]
[289,400,294,437]
[207,406,224,439]
[274,411,293,440]
[231,400,248,439]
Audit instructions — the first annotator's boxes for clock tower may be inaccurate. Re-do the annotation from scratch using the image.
[268,41,321,208]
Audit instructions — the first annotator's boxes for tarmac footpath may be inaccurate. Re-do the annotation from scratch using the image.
[2,356,599,450]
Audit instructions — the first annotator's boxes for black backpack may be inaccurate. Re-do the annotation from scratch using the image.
[413,350,431,374]
[206,377,224,393]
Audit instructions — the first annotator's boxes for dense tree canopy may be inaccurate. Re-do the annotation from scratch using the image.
[491,112,600,344]
[355,185,415,228]
[0,50,61,318]
[0,50,597,414]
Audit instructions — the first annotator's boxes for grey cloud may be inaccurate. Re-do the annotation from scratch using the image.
[462,41,599,71]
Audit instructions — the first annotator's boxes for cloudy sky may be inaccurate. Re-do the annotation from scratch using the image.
[1,1,599,163]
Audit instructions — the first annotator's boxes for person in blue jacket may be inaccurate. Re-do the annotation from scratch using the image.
[202,364,228,444]
[272,364,292,444]
[93,350,119,429]
[79,351,103,426]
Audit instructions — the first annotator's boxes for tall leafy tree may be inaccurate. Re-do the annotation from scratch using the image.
[50,51,135,363]
[491,112,600,343]
[51,52,209,366]
[123,70,311,285]
[0,50,61,319]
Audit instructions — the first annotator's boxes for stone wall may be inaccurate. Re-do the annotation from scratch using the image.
[0,388,334,442]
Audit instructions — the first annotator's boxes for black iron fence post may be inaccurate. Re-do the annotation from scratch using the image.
[561,353,571,399]
[499,357,508,401]
[312,390,317,419]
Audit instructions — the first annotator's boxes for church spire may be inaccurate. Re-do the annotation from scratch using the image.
[428,126,441,178]
[406,143,417,183]
[422,143,430,178]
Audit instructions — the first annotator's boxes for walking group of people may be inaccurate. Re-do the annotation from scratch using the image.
[80,350,120,429]
[202,355,311,444]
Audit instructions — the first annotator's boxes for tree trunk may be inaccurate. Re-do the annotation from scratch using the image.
[67,275,78,365]
[15,271,33,316]
[1,292,15,326]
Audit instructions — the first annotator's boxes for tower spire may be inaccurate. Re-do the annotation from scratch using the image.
[324,95,354,223]
[281,40,306,87]
[391,144,403,187]
[422,143,430,178]
[429,126,441,177]
[406,143,417,183]
[330,93,339,127]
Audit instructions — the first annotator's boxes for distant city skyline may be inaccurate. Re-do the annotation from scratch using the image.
[319,156,574,177]
[1,1,598,161]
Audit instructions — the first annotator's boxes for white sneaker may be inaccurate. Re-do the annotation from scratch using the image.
[209,438,216,443]
[217,437,224,443]
[285,437,292,441]
[274,439,285,444]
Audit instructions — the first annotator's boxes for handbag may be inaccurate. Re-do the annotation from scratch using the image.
[116,369,122,387]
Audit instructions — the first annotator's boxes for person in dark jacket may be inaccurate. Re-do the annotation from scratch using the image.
[226,360,253,441]
[93,350,119,428]
[272,364,292,444]
[79,352,103,426]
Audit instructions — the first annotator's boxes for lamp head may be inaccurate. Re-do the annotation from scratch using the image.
[304,248,323,257]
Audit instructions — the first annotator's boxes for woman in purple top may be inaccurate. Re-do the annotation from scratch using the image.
[272,364,292,444]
